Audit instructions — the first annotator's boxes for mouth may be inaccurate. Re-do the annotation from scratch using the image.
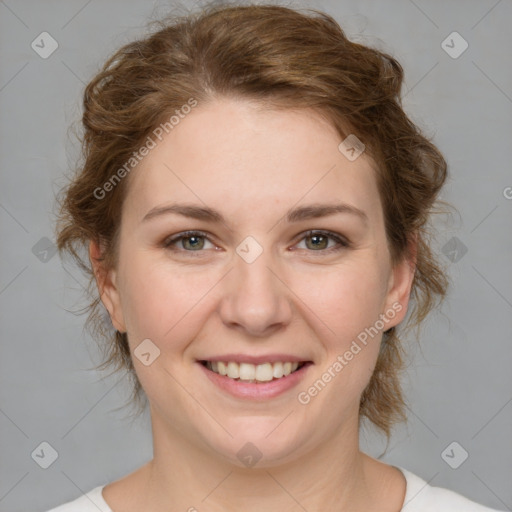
[197,354,314,399]
[199,360,311,384]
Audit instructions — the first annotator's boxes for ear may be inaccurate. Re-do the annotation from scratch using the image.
[89,239,127,333]
[383,232,418,327]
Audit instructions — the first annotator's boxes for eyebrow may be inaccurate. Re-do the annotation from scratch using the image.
[142,202,368,225]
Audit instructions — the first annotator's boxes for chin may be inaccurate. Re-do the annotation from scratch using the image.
[200,418,309,469]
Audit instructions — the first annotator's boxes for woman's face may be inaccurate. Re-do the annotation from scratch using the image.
[94,98,414,466]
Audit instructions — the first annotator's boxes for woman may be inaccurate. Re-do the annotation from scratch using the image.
[48,3,504,511]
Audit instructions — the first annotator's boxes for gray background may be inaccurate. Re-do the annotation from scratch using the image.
[0,0,511,511]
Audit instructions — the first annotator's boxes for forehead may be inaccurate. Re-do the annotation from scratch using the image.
[123,98,381,223]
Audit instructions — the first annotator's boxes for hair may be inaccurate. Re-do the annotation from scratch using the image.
[55,2,449,439]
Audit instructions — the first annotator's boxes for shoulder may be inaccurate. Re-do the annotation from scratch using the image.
[44,485,112,512]
[398,466,505,512]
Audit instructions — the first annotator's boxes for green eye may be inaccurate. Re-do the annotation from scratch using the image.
[163,229,349,255]
[305,233,332,250]
[164,231,214,251]
[296,230,349,252]
[179,234,206,250]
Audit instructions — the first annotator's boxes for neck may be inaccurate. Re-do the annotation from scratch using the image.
[140,408,387,512]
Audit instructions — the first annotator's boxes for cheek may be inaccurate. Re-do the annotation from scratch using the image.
[293,264,388,414]
[295,259,389,339]
[118,243,390,359]
[118,256,222,347]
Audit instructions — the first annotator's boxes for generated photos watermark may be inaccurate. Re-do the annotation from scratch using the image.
[93,98,198,200]
[297,301,402,405]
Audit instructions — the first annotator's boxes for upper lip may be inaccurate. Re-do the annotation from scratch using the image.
[198,354,312,365]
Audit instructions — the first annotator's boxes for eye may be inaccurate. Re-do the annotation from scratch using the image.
[294,230,349,253]
[163,230,216,252]
[162,229,350,255]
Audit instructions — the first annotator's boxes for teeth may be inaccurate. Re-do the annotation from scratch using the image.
[206,360,301,382]
[272,362,284,378]
[217,361,228,376]
[239,363,255,380]
[255,363,273,382]
[227,361,239,379]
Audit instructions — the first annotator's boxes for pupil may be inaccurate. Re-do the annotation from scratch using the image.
[185,236,203,250]
[309,234,327,250]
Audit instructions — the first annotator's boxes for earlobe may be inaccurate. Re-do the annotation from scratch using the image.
[384,233,418,326]
[88,240,127,333]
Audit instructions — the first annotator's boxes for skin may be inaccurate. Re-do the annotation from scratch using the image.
[90,97,416,512]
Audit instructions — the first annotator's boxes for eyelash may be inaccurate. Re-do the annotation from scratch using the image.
[162,230,350,256]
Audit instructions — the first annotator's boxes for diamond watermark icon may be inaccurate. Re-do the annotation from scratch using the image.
[236,442,263,468]
[236,236,263,264]
[31,32,59,59]
[338,134,365,161]
[32,237,58,263]
[441,31,468,59]
[441,441,469,469]
[31,441,59,469]
[134,338,161,366]
[441,236,468,263]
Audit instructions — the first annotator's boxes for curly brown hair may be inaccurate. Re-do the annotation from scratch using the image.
[55,3,449,439]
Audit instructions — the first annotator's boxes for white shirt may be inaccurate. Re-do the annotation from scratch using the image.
[45,466,505,511]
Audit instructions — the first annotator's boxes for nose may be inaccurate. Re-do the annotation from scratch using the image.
[218,245,293,338]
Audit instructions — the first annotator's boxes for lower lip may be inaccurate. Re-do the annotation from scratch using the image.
[197,362,312,400]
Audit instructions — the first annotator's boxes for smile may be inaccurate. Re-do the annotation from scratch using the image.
[198,358,313,400]
[202,360,306,383]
